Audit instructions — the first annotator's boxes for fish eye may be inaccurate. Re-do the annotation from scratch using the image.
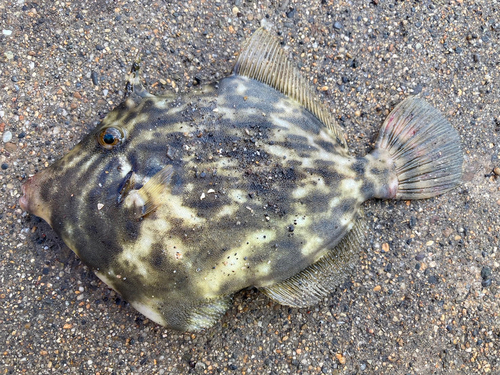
[98,127,124,150]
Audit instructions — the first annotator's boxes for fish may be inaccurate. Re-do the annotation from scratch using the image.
[19,28,463,331]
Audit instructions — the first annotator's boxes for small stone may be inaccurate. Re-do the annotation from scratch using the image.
[493,167,500,176]
[18,132,25,139]
[348,58,360,69]
[481,278,492,288]
[333,21,343,30]
[409,215,417,228]
[1,163,8,170]
[373,285,381,292]
[5,143,17,152]
[412,84,423,95]
[472,53,480,63]
[2,29,13,36]
[428,275,438,284]
[2,130,12,143]
[336,353,346,365]
[194,361,206,372]
[286,8,297,18]
[91,71,99,86]
[480,266,491,280]
[415,253,425,261]
[96,44,105,51]
[11,76,19,82]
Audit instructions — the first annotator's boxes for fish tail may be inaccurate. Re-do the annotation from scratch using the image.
[371,96,463,200]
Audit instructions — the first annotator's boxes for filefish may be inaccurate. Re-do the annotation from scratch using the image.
[19,28,463,331]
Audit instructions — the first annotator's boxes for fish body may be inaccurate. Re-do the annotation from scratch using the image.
[20,29,462,331]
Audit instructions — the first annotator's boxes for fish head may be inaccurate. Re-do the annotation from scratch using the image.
[19,98,166,267]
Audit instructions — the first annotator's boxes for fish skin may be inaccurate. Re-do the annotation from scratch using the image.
[19,28,461,331]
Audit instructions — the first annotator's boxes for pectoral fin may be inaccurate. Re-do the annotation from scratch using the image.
[123,165,174,218]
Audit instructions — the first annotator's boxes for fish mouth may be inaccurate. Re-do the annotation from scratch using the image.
[19,174,53,226]
[19,182,29,211]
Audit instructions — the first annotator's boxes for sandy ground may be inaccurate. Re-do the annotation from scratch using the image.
[1,0,499,374]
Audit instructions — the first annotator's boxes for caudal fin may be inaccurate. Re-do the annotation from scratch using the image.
[375,97,463,200]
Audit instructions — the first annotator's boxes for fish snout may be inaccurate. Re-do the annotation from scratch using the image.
[19,173,52,226]
[19,180,30,211]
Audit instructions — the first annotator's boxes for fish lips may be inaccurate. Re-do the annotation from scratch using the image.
[19,174,53,227]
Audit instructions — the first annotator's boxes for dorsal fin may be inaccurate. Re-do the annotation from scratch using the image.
[234,28,345,146]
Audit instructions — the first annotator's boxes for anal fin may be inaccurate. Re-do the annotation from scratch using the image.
[260,219,364,308]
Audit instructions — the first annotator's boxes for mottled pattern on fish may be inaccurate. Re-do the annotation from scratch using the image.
[20,28,462,331]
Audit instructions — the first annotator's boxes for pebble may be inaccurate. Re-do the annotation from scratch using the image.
[5,143,17,152]
[1,163,8,170]
[2,131,12,143]
[480,266,491,280]
[428,275,438,284]
[412,84,423,95]
[333,21,343,30]
[91,71,99,86]
[286,8,297,18]
[2,29,13,36]
[481,279,492,287]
